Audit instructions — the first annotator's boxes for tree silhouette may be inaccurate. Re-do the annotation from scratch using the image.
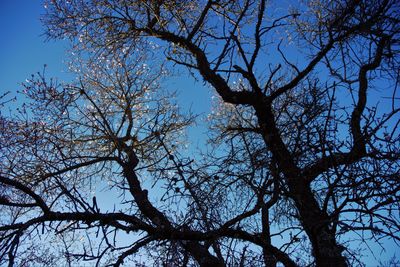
[1,0,399,266]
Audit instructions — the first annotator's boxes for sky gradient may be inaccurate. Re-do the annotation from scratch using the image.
[0,1,71,97]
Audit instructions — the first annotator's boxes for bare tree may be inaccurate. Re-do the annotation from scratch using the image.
[1,0,399,266]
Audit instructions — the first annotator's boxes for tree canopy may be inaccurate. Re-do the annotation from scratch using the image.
[1,0,399,266]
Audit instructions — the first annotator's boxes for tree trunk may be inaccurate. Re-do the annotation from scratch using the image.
[182,241,225,267]
[262,207,277,267]
[291,181,347,267]
[255,105,347,267]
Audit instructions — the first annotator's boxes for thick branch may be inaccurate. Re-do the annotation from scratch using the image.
[140,28,256,105]
[303,37,389,181]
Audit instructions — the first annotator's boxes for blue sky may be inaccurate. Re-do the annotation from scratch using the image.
[0,0,211,119]
[0,1,71,97]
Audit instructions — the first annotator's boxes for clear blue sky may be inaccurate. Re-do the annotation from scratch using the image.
[0,1,397,266]
[0,1,71,96]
